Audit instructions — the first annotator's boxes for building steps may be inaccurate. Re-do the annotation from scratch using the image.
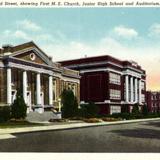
[26,111,61,122]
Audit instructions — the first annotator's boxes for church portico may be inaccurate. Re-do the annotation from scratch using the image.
[6,65,52,113]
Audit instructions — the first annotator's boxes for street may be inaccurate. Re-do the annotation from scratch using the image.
[0,120,160,152]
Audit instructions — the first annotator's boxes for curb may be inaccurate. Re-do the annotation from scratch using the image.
[0,117,160,135]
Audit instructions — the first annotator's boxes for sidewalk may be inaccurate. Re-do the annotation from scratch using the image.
[0,117,160,137]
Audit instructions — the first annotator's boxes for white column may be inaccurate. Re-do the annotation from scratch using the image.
[125,75,129,102]
[49,75,53,105]
[139,79,142,104]
[23,71,27,104]
[58,98,61,112]
[36,73,41,105]
[130,76,134,103]
[7,68,12,104]
[135,78,138,103]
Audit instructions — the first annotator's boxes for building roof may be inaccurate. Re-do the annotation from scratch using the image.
[0,41,80,79]
[59,54,145,73]
[1,41,50,59]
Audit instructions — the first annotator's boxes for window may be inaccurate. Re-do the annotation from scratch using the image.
[155,95,157,100]
[110,89,121,100]
[110,105,121,114]
[109,72,121,85]
[30,53,36,61]
[152,94,156,100]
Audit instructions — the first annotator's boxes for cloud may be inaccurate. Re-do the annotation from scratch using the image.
[149,23,160,37]
[16,20,41,31]
[1,19,67,45]
[2,29,57,43]
[13,30,30,40]
[112,25,138,39]
[2,29,31,41]
[3,30,11,35]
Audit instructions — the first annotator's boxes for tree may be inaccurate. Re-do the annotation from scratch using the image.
[132,103,142,119]
[132,103,140,115]
[10,91,28,119]
[61,89,78,118]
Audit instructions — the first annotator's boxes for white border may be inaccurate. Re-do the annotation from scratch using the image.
[1,0,160,8]
[0,2,159,159]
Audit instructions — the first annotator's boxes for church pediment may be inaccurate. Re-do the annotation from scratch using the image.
[13,50,48,65]
[6,41,53,66]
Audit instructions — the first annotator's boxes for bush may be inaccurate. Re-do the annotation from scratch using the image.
[61,89,78,118]
[83,118,101,123]
[68,117,84,120]
[10,91,28,119]
[77,107,87,117]
[133,113,143,119]
[132,103,140,115]
[102,117,121,122]
[131,103,142,119]
[143,113,160,118]
[142,104,148,116]
[0,106,11,122]
[111,113,133,120]
[80,102,99,118]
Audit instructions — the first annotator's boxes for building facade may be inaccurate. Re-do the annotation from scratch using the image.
[146,91,160,113]
[0,41,80,113]
[59,55,146,114]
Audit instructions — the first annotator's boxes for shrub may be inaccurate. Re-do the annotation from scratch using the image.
[10,91,28,119]
[83,118,101,123]
[80,102,99,118]
[61,89,78,118]
[142,104,148,116]
[111,113,133,120]
[68,117,83,120]
[132,103,140,114]
[133,113,143,119]
[0,106,11,122]
[143,113,160,118]
[77,107,87,118]
[102,117,120,122]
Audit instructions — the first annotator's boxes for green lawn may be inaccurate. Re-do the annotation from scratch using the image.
[0,121,44,129]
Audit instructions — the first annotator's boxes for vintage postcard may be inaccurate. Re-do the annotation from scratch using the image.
[0,0,160,159]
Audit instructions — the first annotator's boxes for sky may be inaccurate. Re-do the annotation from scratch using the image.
[0,8,160,91]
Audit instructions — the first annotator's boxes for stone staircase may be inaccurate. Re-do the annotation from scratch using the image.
[26,111,61,122]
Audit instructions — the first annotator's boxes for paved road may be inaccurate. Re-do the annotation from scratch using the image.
[0,120,160,152]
